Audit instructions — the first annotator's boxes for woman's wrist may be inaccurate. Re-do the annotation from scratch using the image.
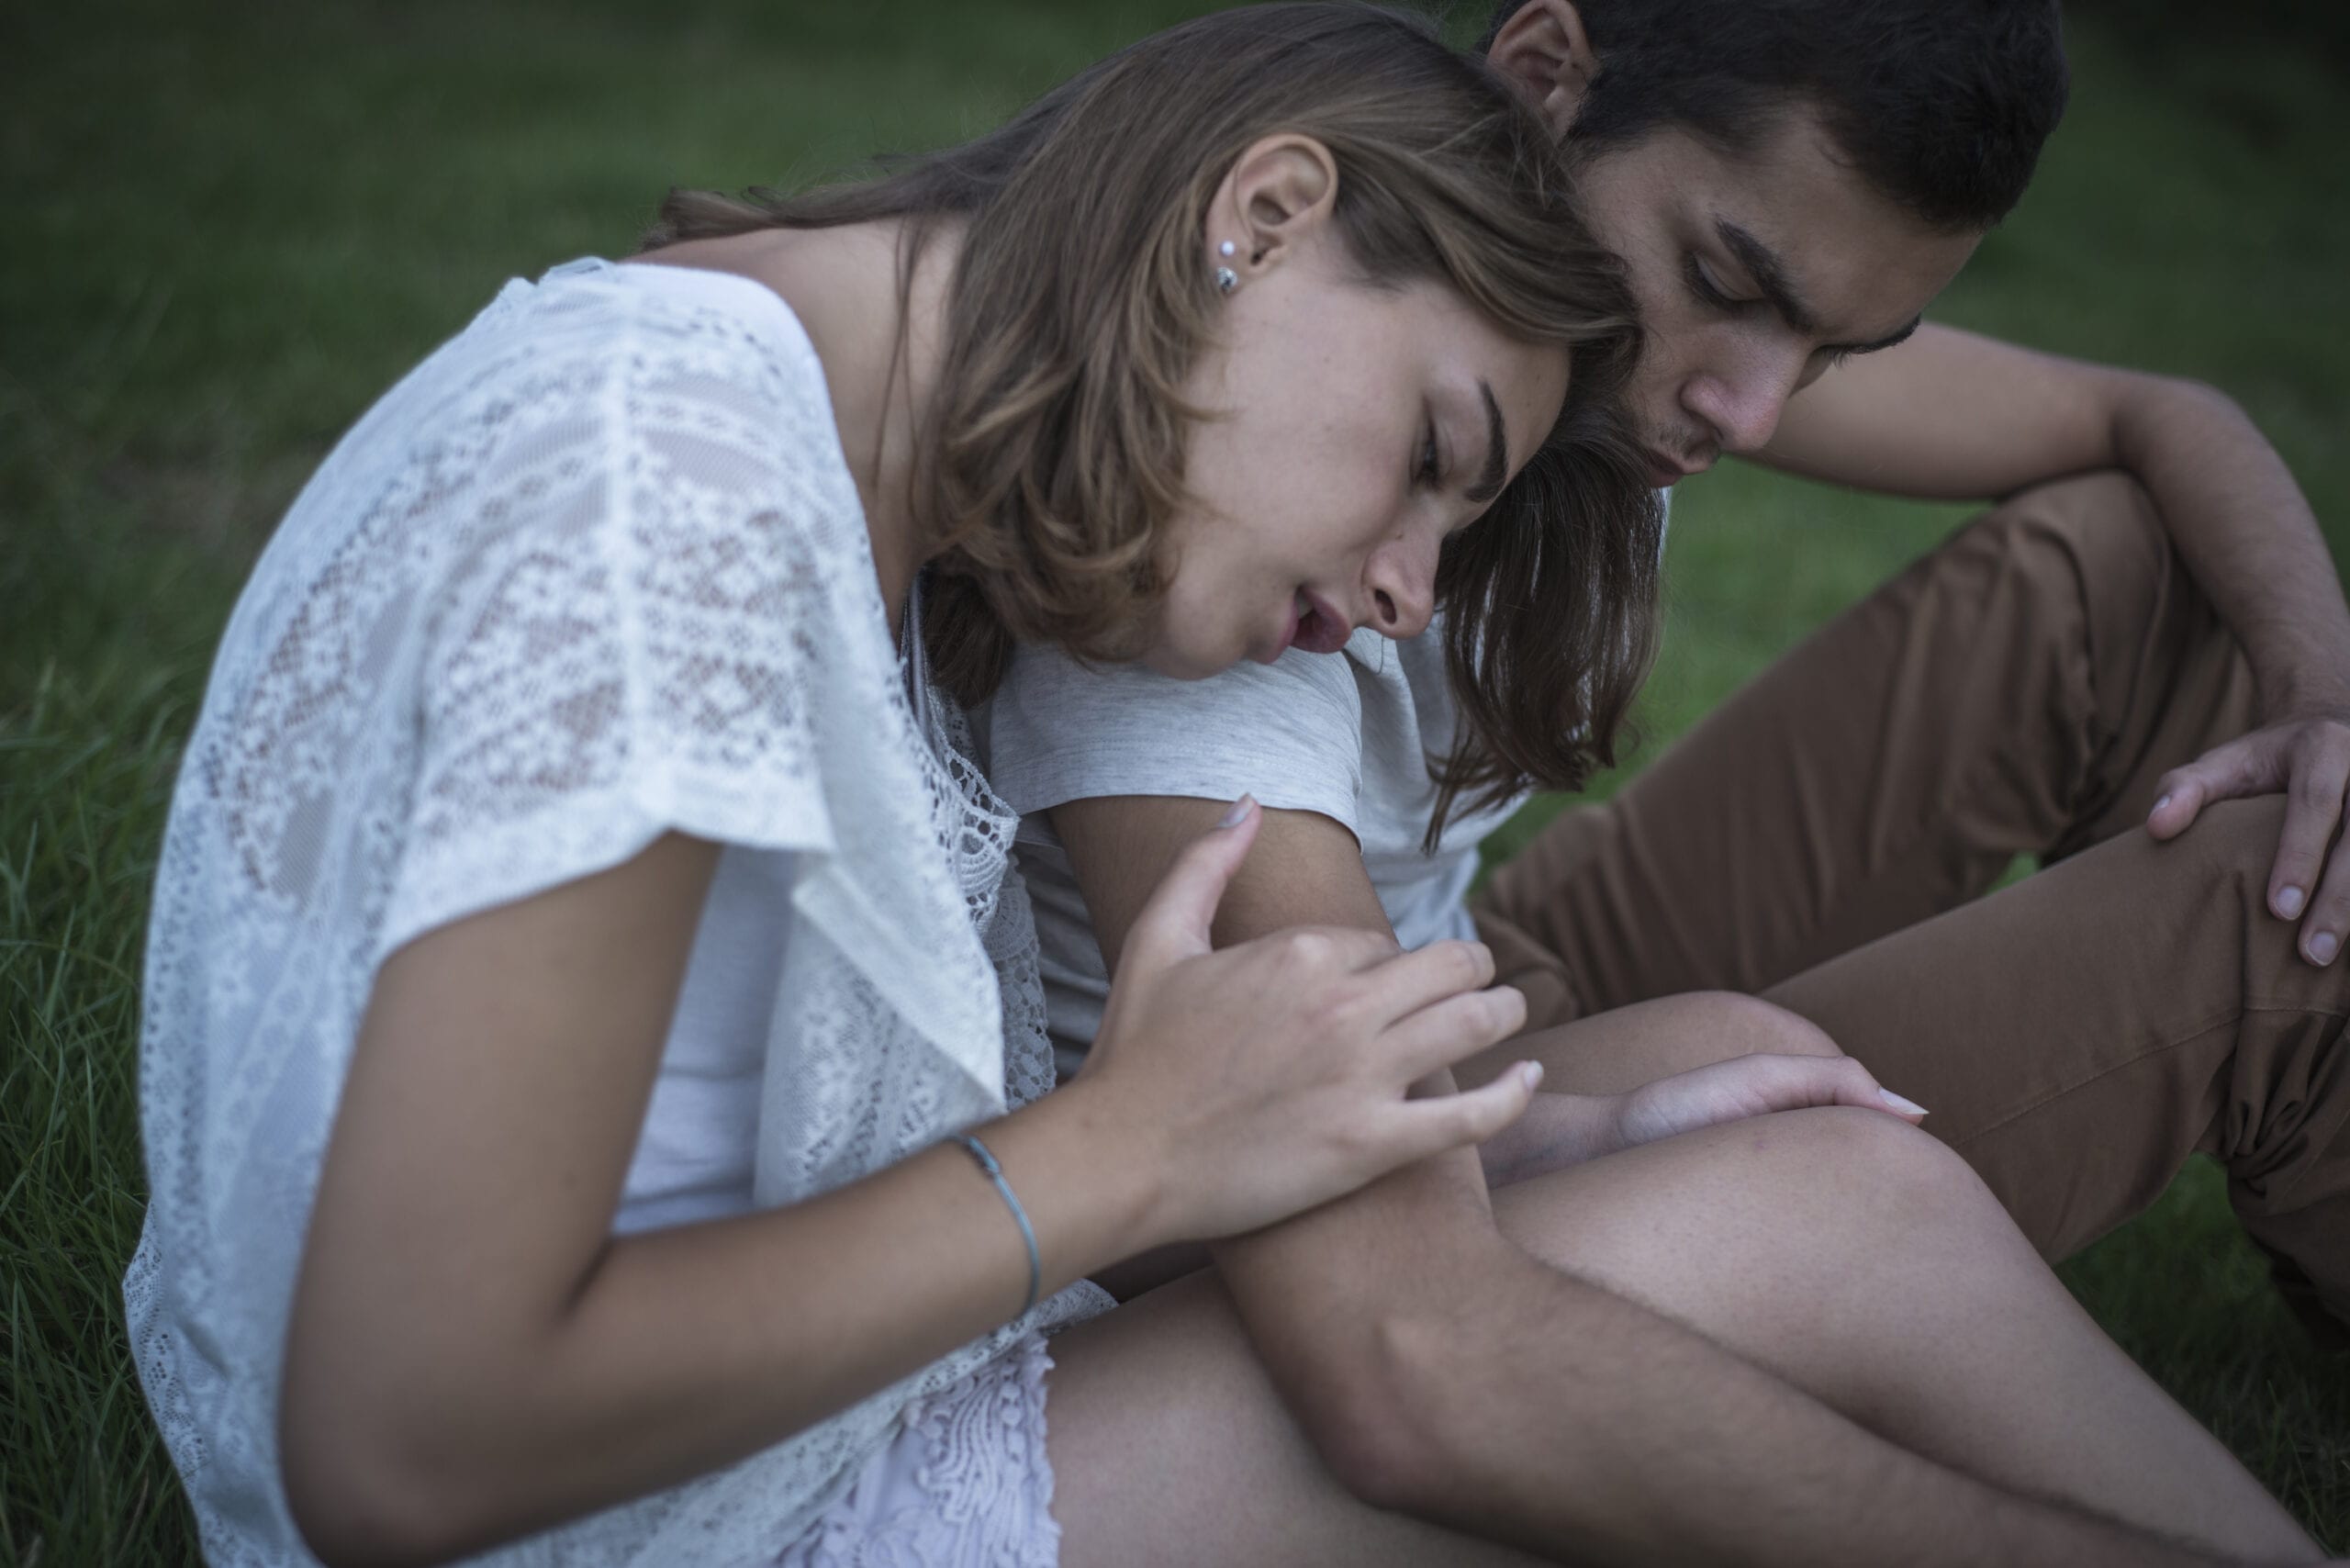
[976,1078,1176,1285]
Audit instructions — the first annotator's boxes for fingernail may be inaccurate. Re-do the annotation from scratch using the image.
[1217,794,1256,828]
[1519,1060,1545,1092]
[1879,1088,1929,1117]
[2152,794,2171,815]
[2278,886,2306,918]
[2310,932,2338,965]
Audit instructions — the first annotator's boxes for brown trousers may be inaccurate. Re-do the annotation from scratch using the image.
[1472,472,2350,1338]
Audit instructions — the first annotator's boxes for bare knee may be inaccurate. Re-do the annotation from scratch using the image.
[1778,1103,1990,1215]
[1508,990,1846,1098]
[1503,1103,2013,1288]
[1682,991,1842,1062]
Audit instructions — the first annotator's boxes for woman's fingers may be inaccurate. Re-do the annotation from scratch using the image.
[1117,795,1261,973]
[1718,1052,1923,1121]
[1616,1053,1927,1151]
[1785,1054,1927,1121]
[1384,1059,1544,1167]
[1354,937,1497,1028]
[1368,980,1528,1085]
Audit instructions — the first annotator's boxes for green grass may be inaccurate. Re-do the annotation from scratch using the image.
[5,2,2347,1561]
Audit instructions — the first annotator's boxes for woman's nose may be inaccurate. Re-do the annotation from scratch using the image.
[1365,542,1436,641]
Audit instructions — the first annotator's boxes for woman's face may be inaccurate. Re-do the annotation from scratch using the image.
[1145,229,1572,679]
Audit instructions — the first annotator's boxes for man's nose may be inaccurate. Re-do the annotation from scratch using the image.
[1682,356,1804,454]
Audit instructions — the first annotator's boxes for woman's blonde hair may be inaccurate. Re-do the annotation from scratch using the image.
[645,3,1662,841]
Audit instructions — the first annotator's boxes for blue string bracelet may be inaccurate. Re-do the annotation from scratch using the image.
[951,1132,1041,1318]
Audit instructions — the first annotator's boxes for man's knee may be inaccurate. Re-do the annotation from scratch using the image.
[1980,469,2163,559]
[1964,470,2172,625]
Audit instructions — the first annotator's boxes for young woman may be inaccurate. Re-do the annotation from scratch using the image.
[122,7,1686,1565]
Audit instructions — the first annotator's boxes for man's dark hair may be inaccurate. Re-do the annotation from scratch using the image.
[1481,0,2069,230]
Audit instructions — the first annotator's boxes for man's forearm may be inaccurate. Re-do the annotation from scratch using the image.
[1212,1159,2249,1568]
[1762,326,2349,712]
[2111,375,2350,714]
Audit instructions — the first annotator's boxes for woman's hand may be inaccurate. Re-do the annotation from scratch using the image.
[1478,1053,1927,1187]
[1076,798,1541,1246]
[1609,1052,1927,1155]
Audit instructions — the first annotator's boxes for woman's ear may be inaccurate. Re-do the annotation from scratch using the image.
[1486,0,1596,140]
[1204,135,1338,285]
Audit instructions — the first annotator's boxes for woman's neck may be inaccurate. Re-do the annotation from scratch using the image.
[636,218,958,637]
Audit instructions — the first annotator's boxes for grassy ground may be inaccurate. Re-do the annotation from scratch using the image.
[5,1,2348,1561]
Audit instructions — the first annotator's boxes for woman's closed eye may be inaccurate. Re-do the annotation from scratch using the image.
[1416,419,1444,488]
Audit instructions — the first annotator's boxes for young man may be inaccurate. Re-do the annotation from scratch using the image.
[983,0,2349,1560]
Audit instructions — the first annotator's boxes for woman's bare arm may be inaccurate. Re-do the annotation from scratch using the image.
[280,812,1536,1568]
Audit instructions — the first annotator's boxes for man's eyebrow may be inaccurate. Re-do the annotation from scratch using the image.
[1716,219,1820,337]
[1716,217,1919,356]
[1841,315,1925,357]
[1466,380,1508,505]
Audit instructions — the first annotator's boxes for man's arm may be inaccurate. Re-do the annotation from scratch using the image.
[1051,793,2254,1567]
[1763,322,2350,959]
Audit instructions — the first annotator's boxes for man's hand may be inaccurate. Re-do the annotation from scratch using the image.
[2148,705,2350,966]
[1767,324,2350,969]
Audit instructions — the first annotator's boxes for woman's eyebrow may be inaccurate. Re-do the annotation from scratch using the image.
[1466,381,1508,505]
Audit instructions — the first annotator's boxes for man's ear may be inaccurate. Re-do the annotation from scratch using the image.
[1203,135,1338,284]
[1486,0,1596,140]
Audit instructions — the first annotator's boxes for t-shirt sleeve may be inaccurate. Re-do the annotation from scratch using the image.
[984,640,1369,842]
[379,325,842,958]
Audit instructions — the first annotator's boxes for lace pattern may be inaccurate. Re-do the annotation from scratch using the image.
[125,257,1102,1567]
[775,1333,1069,1568]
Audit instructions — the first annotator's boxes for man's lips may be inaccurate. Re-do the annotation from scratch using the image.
[1645,449,1699,488]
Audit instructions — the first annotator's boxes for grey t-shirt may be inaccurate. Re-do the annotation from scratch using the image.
[981,618,1522,1071]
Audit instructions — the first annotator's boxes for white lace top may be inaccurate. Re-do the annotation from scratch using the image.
[125,257,1102,1566]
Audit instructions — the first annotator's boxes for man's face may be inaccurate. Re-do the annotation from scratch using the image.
[1571,109,1983,487]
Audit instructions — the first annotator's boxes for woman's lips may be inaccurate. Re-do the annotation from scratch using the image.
[1290,589,1353,655]
[1258,590,1354,664]
[1259,598,1298,664]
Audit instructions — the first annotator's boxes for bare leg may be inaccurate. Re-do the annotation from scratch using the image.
[1046,1271,1545,1568]
[1484,1109,2313,1561]
[1047,1107,2317,1564]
